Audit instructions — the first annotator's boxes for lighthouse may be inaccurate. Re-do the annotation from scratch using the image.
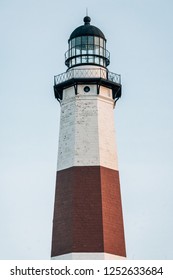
[51,16,126,260]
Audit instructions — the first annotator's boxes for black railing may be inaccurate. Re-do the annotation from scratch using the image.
[54,68,121,85]
[65,47,110,61]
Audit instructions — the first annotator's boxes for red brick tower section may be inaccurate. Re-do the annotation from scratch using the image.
[51,16,126,260]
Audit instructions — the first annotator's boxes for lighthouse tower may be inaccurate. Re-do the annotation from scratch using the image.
[51,16,126,260]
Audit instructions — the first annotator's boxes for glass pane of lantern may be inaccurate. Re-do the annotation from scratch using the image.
[100,47,104,56]
[75,37,81,46]
[81,36,87,53]
[100,38,104,48]
[72,58,75,66]
[82,56,87,63]
[76,48,81,55]
[95,45,99,55]
[95,56,99,64]
[72,47,75,56]
[75,40,82,54]
[88,36,94,53]
[82,36,87,48]
[89,49,94,54]
[94,36,99,46]
[81,46,87,54]
[76,57,81,64]
[88,56,94,63]
[71,38,75,47]
[88,36,94,44]
[100,58,103,66]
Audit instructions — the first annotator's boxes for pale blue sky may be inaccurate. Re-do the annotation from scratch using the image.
[0,0,173,259]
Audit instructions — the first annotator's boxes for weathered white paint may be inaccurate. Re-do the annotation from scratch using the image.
[63,86,75,100]
[57,97,76,169]
[52,253,126,260]
[99,85,112,98]
[57,84,118,171]
[97,90,118,170]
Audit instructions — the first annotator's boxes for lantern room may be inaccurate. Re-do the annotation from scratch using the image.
[65,16,110,68]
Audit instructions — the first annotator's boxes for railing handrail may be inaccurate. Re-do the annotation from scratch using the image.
[65,47,110,60]
[54,68,121,85]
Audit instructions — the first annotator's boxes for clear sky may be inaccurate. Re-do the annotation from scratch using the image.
[0,0,173,260]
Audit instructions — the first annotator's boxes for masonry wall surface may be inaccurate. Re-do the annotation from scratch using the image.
[51,166,126,257]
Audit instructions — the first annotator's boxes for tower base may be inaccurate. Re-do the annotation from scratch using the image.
[51,253,126,260]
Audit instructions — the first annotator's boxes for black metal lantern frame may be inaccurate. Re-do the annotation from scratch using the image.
[65,35,110,68]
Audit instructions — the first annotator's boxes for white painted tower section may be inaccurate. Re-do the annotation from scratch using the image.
[52,253,126,260]
[57,67,118,172]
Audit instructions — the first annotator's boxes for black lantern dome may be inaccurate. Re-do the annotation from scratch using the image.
[69,16,105,40]
[65,16,110,69]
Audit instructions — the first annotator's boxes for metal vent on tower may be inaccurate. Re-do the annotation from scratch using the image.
[65,17,110,68]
